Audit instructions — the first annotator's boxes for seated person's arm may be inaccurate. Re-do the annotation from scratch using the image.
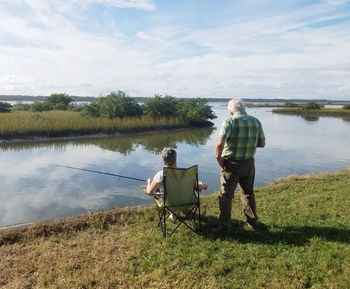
[146,178,159,195]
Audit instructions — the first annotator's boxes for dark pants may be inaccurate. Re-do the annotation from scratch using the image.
[219,158,258,230]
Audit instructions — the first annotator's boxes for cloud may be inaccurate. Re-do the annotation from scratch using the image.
[0,0,349,99]
[99,0,156,11]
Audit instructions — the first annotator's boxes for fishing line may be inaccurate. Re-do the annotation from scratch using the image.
[51,164,147,182]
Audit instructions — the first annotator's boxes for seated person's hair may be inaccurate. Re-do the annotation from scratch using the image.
[161,148,177,166]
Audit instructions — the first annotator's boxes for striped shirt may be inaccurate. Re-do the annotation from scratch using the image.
[219,111,265,160]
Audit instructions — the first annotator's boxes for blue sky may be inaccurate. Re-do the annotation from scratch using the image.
[0,0,350,99]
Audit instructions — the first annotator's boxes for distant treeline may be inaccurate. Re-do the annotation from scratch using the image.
[0,91,217,126]
[1,95,349,104]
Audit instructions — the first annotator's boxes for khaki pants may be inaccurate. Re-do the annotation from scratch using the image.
[219,158,257,230]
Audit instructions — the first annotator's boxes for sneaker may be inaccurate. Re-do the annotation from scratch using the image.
[243,221,268,231]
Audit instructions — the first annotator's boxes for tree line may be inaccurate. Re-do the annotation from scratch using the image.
[0,91,217,124]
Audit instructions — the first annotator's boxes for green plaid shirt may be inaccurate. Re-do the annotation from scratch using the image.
[219,111,265,160]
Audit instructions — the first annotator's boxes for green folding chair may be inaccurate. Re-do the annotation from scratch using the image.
[155,165,201,237]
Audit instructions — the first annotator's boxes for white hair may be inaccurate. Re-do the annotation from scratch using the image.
[227,98,245,114]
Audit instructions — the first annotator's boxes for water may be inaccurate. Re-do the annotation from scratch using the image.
[1,104,350,227]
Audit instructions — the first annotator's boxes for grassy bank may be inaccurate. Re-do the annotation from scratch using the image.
[1,169,350,288]
[272,107,350,118]
[0,111,193,140]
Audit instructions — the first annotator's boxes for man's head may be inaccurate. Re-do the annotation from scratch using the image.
[161,148,177,166]
[227,98,245,115]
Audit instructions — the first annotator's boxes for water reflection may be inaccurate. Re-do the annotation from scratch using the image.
[0,127,214,155]
[0,127,214,227]
[300,115,319,122]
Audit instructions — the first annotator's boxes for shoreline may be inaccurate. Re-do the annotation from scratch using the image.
[0,125,213,144]
[272,107,350,118]
[1,168,349,231]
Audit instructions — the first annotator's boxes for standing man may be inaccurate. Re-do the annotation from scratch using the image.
[214,98,265,235]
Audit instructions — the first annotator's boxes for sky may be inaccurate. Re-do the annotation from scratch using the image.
[0,0,350,100]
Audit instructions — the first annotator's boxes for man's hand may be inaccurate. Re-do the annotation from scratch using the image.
[215,137,225,170]
[216,157,225,170]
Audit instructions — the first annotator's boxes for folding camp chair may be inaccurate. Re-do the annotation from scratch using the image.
[155,165,201,237]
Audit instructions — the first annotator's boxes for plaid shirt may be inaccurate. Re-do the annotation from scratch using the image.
[219,110,265,160]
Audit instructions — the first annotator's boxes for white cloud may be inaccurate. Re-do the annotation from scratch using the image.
[0,0,349,99]
[99,0,156,11]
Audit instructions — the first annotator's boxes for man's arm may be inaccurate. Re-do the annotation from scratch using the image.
[215,137,225,169]
[146,178,159,195]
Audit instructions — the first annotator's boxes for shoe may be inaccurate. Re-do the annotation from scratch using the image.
[242,220,255,230]
[243,221,268,231]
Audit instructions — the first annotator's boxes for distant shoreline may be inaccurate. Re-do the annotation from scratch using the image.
[1,95,350,104]
[272,107,350,118]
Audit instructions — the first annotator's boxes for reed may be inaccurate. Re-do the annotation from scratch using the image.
[0,111,185,139]
[272,107,350,117]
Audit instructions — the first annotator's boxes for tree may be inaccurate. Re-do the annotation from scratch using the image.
[142,95,177,118]
[284,101,297,107]
[0,102,12,113]
[43,93,73,110]
[304,102,321,110]
[343,104,350,110]
[86,91,142,118]
[176,98,216,122]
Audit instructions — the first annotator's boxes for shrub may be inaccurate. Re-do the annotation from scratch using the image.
[176,98,216,122]
[86,91,142,118]
[304,102,321,110]
[343,104,350,110]
[0,102,12,113]
[12,103,32,111]
[142,95,216,123]
[142,94,177,118]
[284,101,297,107]
[31,101,47,112]
[43,93,73,110]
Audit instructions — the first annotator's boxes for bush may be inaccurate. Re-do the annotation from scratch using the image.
[67,103,86,112]
[43,93,73,110]
[142,95,177,118]
[31,101,48,112]
[0,102,12,113]
[85,91,142,118]
[343,104,350,110]
[142,95,216,123]
[284,101,297,107]
[176,98,216,122]
[304,102,321,110]
[12,103,32,111]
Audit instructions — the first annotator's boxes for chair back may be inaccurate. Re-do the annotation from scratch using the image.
[163,165,198,207]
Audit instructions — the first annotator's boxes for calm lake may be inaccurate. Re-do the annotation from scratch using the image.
[1,103,350,227]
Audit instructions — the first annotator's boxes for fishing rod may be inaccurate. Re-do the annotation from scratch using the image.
[52,164,147,183]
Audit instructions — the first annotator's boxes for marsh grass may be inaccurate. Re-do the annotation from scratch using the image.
[1,169,350,288]
[0,111,185,139]
[272,107,350,118]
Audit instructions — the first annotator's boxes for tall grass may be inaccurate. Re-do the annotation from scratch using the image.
[1,169,349,288]
[272,107,350,117]
[0,111,185,139]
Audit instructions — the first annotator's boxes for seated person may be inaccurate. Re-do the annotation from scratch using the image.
[146,147,207,195]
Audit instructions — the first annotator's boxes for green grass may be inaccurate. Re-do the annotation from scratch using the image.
[272,107,350,118]
[0,111,186,139]
[1,169,350,288]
